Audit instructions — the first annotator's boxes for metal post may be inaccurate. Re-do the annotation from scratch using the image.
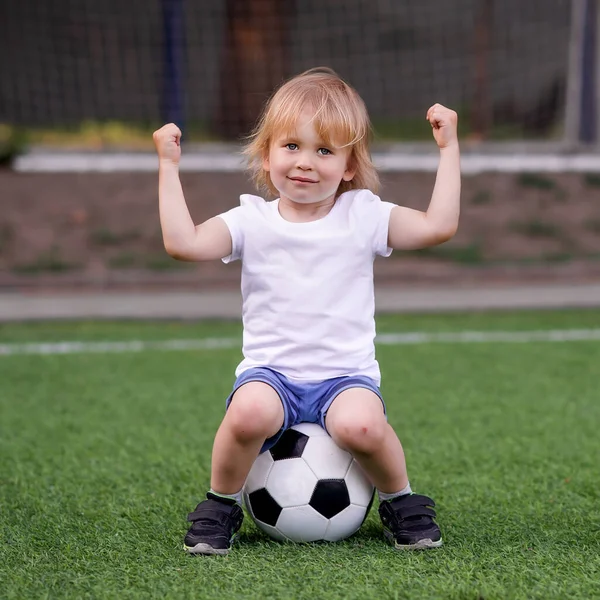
[579,0,597,143]
[162,0,185,129]
[564,0,585,147]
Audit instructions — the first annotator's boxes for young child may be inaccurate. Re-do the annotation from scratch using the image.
[153,67,460,555]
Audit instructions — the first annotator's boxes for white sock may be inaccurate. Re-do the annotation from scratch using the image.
[377,482,412,502]
[209,488,243,506]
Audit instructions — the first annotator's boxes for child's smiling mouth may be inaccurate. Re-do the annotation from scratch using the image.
[288,176,318,184]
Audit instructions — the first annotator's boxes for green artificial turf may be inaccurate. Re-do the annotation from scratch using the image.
[1,311,599,599]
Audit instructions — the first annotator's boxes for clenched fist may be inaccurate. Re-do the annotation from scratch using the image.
[153,123,182,165]
[426,104,458,149]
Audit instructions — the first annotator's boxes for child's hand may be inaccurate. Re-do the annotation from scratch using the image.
[153,123,182,165]
[426,104,458,149]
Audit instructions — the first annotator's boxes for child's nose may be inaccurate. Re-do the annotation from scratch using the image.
[296,154,313,170]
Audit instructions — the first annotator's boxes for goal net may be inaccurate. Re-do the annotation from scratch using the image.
[0,0,573,143]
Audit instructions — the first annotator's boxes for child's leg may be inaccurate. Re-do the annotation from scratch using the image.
[211,381,285,494]
[184,381,285,555]
[325,387,441,550]
[324,387,407,493]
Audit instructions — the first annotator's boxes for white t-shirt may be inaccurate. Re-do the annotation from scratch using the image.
[218,189,396,385]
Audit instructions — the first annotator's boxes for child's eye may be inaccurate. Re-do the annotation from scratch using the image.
[317,148,332,155]
[285,143,298,150]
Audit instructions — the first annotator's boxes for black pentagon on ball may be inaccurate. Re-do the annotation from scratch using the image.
[309,479,350,519]
[248,488,282,526]
[269,428,309,461]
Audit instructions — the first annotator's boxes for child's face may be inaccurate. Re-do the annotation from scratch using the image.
[263,111,356,205]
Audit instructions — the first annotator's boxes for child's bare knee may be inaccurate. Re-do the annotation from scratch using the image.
[227,384,283,441]
[331,414,386,455]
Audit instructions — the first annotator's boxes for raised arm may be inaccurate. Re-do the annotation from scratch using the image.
[153,123,232,261]
[387,104,461,250]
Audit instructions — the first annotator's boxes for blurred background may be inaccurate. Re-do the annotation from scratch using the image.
[0,0,590,144]
[1,0,599,298]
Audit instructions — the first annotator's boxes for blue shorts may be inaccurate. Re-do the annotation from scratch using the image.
[225,367,386,453]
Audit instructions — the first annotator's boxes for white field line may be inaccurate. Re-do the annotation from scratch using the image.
[0,337,239,356]
[2,328,600,357]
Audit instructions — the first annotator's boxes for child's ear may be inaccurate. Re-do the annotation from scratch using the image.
[262,153,270,172]
[342,156,356,182]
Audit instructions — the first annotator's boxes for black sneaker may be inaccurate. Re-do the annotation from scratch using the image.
[183,492,244,555]
[378,493,443,550]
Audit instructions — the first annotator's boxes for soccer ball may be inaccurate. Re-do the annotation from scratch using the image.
[243,422,375,542]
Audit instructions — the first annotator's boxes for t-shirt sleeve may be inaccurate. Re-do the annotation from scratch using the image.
[353,190,396,257]
[217,194,263,263]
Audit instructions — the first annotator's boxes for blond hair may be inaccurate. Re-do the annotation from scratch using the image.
[244,67,380,197]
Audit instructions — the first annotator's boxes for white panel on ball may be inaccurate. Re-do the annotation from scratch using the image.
[291,422,328,437]
[243,451,274,493]
[300,435,353,480]
[277,505,329,542]
[345,460,375,507]
[267,459,318,508]
[252,519,286,542]
[324,504,371,542]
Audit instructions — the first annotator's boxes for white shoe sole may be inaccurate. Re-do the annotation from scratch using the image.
[184,543,230,556]
[394,537,443,550]
[384,529,443,550]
